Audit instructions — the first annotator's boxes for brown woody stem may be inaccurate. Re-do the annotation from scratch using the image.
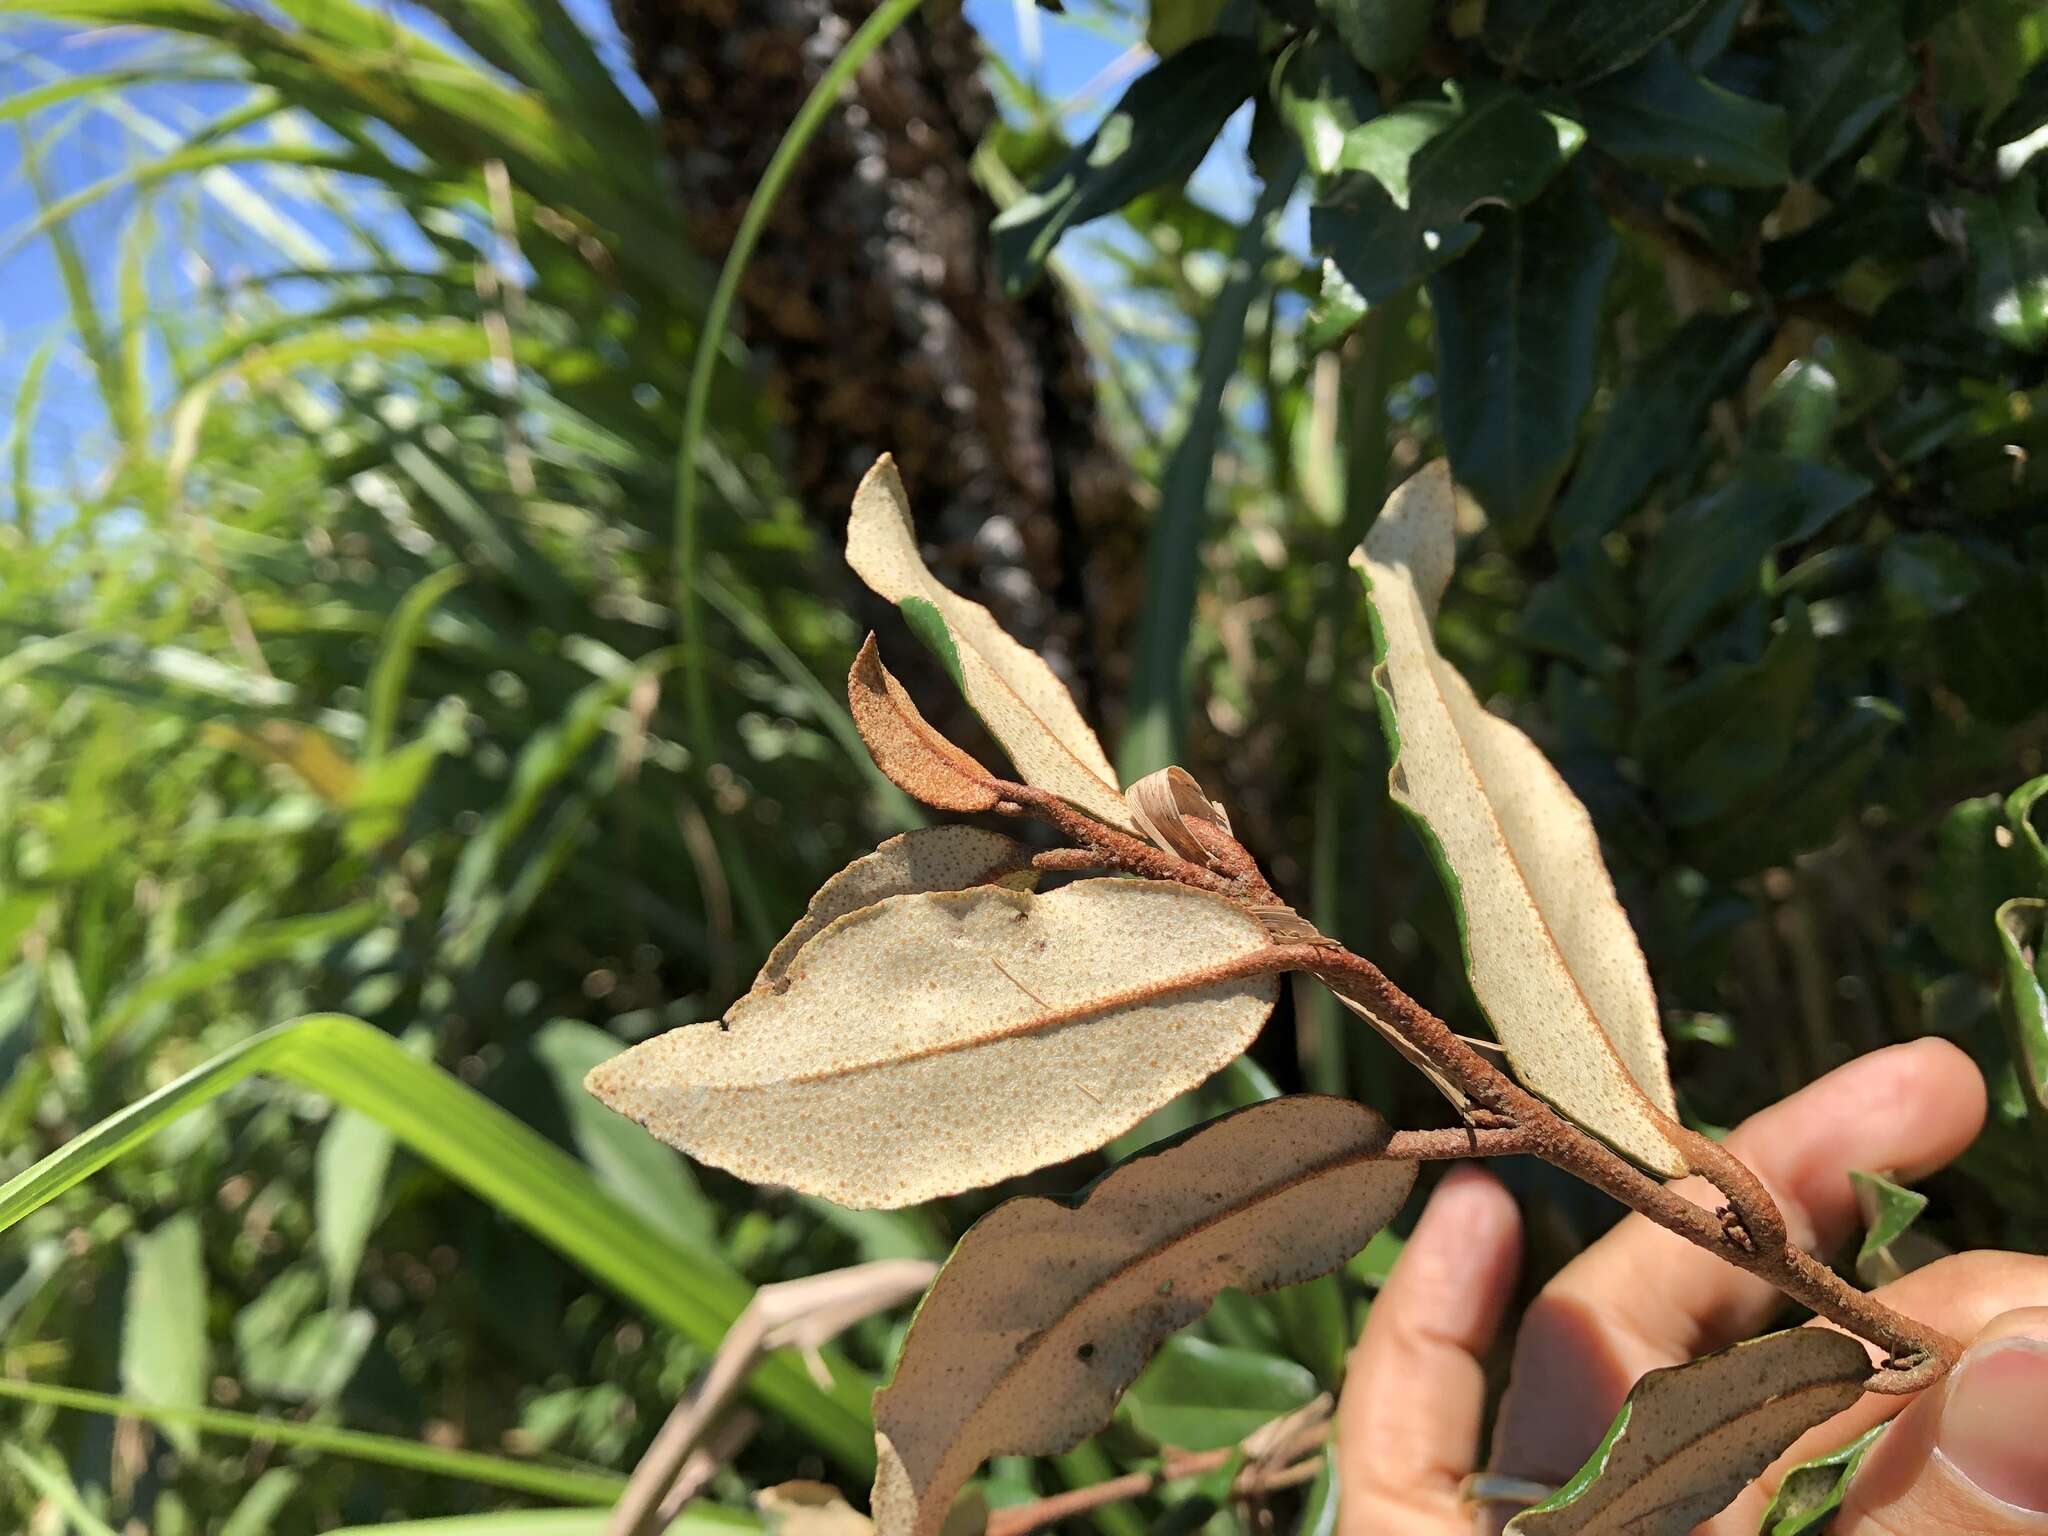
[997,789,1962,1393]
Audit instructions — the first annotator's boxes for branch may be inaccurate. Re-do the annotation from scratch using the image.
[993,789,1962,1392]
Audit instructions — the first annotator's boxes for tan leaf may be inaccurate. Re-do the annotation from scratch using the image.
[1508,1326,1871,1536]
[756,828,1034,991]
[757,1482,875,1536]
[849,636,1003,814]
[585,879,1281,1209]
[872,1095,1417,1536]
[1124,765,1232,862]
[1353,462,1686,1177]
[847,457,1136,832]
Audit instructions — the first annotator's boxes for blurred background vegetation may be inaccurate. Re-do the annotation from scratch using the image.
[2,0,2047,1530]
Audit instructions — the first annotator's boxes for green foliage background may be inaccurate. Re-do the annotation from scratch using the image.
[1,0,2046,1530]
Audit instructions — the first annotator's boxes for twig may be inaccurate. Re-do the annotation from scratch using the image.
[985,1406,1330,1536]
[992,790,1962,1393]
[607,1260,936,1536]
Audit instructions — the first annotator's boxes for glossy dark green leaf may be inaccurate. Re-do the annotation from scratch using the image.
[1273,31,1378,180]
[1962,176,2048,350]
[1317,0,1429,76]
[1311,83,1583,306]
[2005,774,2048,887]
[1880,533,1984,624]
[1759,1424,1886,1535]
[1684,697,1901,878]
[1302,259,1370,353]
[1122,1336,1320,1450]
[1429,164,1615,544]
[1552,311,1770,546]
[1931,796,2032,974]
[1748,358,1839,458]
[1640,456,1869,660]
[992,38,1260,294]
[1762,182,1940,299]
[1994,898,2048,1139]
[1483,0,1706,84]
[1576,43,1788,186]
[1637,607,1818,829]
[1849,1170,1929,1286]
[1778,0,1911,178]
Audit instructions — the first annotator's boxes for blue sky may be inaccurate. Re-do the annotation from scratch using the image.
[0,0,1262,499]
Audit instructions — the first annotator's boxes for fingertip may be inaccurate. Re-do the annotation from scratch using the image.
[1423,1163,1522,1247]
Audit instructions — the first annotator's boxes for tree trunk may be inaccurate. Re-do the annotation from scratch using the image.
[613,0,1142,718]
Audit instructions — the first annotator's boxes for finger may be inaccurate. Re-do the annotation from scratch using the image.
[1491,1040,1986,1485]
[1339,1164,1523,1536]
[1831,1306,2048,1535]
[1710,1253,2048,1536]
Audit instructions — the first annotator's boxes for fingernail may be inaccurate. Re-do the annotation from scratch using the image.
[1938,1336,2048,1512]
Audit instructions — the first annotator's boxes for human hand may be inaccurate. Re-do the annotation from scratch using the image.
[1337,1039,2048,1534]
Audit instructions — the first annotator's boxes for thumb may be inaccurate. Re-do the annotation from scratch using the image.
[1838,1307,2048,1535]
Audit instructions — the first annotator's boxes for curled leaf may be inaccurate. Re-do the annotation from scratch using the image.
[849,635,1002,814]
[1508,1327,1870,1535]
[1757,1423,1885,1535]
[872,1095,1417,1536]
[1125,765,1232,863]
[848,458,1137,832]
[757,828,1033,990]
[587,880,1281,1208]
[1353,462,1687,1176]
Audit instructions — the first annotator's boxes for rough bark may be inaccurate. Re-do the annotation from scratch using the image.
[613,0,1142,716]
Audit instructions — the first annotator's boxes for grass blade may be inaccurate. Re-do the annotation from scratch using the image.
[0,1014,875,1473]
[0,1378,625,1504]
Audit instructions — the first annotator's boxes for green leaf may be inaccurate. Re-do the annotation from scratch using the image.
[234,1267,373,1403]
[1636,607,1818,829]
[0,1377,625,1506]
[1312,83,1584,307]
[1508,1327,1869,1534]
[1849,1170,1929,1286]
[1685,696,1901,878]
[1749,359,1840,459]
[1552,311,1770,546]
[221,1468,301,1536]
[1428,163,1616,544]
[1483,0,1707,83]
[1932,797,2033,974]
[1302,260,1371,354]
[121,1212,208,1454]
[2,1446,120,1536]
[1147,0,1230,57]
[1778,0,1910,178]
[1273,32,1378,181]
[0,1015,873,1475]
[1576,43,1788,186]
[1640,456,1868,660]
[362,564,467,762]
[1963,176,2048,351]
[1759,1424,1885,1535]
[1316,0,1430,76]
[1123,1336,1319,1450]
[1880,533,1984,625]
[992,39,1261,294]
[1995,898,2048,1141]
[316,1105,396,1303]
[532,1018,718,1247]
[2006,775,2048,886]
